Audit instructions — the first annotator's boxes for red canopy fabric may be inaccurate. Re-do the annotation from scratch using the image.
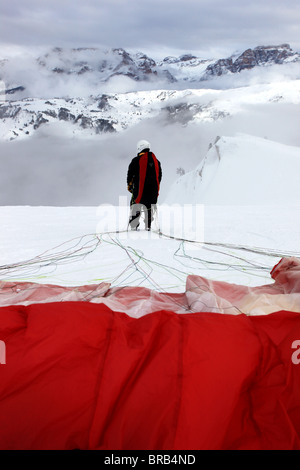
[0,303,300,450]
[0,257,300,450]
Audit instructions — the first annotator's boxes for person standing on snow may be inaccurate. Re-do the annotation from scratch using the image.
[127,140,162,230]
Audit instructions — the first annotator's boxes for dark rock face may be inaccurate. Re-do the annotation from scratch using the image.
[203,44,300,78]
[74,114,115,133]
[58,108,75,121]
[95,119,115,133]
[179,54,197,62]
[0,98,116,138]
[75,114,93,129]
[205,58,233,77]
[0,86,26,95]
[43,109,58,118]
[232,45,296,72]
[34,113,49,129]
[134,53,157,74]
[110,49,160,81]
[0,105,21,118]
[97,95,112,111]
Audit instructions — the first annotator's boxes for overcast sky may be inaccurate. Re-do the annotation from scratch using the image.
[1,0,300,59]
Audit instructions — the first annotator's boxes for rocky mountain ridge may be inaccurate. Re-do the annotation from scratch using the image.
[202,44,300,78]
[1,43,300,141]
[1,43,299,96]
[1,76,300,141]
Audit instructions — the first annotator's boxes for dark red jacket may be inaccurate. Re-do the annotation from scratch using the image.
[127,151,162,205]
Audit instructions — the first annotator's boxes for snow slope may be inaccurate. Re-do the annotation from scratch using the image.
[164,134,300,205]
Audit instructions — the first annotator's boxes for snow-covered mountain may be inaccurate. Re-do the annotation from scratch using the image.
[202,44,300,78]
[1,43,300,141]
[164,134,300,205]
[0,46,212,100]
[1,77,300,141]
[1,44,299,93]
[0,43,300,207]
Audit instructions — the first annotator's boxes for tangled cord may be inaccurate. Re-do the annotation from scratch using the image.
[1,200,299,292]
[0,227,298,284]
[0,233,102,280]
[0,222,299,314]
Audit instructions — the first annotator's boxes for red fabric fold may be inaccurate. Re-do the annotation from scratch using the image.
[1,302,300,450]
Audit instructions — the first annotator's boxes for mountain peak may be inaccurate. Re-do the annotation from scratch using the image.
[2,43,299,94]
[203,43,300,77]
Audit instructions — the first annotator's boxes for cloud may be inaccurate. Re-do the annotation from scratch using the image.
[1,90,300,206]
[1,0,300,58]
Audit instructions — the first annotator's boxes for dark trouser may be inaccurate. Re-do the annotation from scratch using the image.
[129,200,156,230]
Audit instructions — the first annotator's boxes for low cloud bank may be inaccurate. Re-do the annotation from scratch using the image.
[0,97,299,206]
